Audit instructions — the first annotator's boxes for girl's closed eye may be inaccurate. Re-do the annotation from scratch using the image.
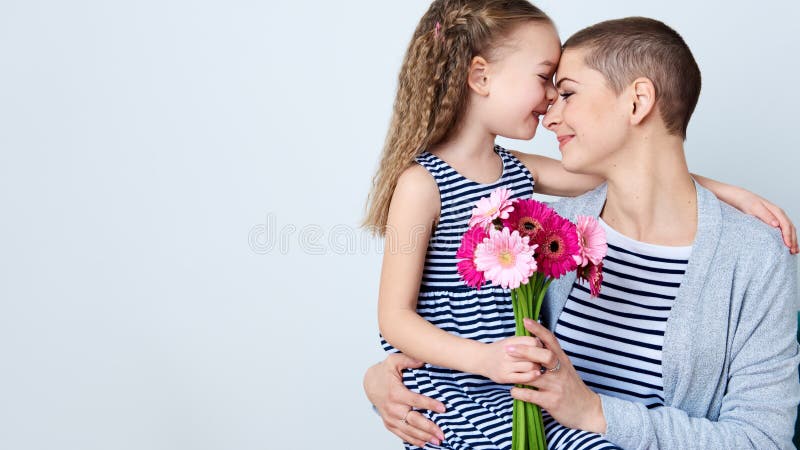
[538,74,550,82]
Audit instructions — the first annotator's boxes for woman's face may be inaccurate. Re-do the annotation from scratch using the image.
[543,48,631,176]
[481,22,561,141]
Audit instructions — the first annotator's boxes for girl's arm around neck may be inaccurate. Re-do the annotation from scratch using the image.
[509,151,797,252]
[510,151,603,197]
[377,165,486,375]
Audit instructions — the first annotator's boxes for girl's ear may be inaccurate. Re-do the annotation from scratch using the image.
[467,56,491,96]
[629,77,656,126]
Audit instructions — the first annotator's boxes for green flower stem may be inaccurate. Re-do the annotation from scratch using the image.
[510,274,550,450]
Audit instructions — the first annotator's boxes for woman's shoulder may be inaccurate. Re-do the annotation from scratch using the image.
[718,202,789,263]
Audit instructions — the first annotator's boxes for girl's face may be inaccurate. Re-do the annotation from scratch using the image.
[543,48,630,175]
[481,22,561,141]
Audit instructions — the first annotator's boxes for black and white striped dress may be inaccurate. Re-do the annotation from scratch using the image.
[542,219,691,450]
[380,145,534,449]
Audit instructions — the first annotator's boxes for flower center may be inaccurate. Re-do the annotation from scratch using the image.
[498,250,516,267]
[519,217,541,237]
[486,207,498,216]
[546,236,564,258]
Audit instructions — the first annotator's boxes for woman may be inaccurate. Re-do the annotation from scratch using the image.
[364,17,799,449]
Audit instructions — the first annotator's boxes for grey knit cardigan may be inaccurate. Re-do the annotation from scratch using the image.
[542,182,800,449]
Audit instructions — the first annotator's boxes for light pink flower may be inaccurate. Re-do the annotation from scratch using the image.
[474,228,537,289]
[573,215,608,267]
[468,187,515,229]
[456,226,489,289]
[537,214,580,279]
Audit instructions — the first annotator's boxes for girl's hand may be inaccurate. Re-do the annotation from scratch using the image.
[506,319,607,434]
[363,354,446,447]
[479,335,543,385]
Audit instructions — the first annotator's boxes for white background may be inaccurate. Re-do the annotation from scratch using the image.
[1,1,798,449]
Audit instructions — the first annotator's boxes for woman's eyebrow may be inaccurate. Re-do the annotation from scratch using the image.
[556,77,578,88]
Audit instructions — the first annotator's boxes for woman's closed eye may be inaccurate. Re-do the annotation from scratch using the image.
[559,91,573,100]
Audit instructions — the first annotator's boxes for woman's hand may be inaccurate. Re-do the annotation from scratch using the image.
[363,354,446,447]
[507,319,607,434]
[478,335,543,385]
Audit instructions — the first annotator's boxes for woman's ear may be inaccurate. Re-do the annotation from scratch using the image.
[629,77,656,126]
[467,56,491,96]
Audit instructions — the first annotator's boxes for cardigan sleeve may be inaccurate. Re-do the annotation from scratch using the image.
[600,247,800,450]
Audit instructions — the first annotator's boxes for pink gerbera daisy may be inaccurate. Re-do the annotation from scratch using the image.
[573,215,608,267]
[536,214,580,279]
[501,198,554,243]
[456,225,490,289]
[474,228,537,289]
[578,261,604,297]
[468,187,515,229]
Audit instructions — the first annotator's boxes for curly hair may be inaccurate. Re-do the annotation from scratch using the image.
[363,0,552,235]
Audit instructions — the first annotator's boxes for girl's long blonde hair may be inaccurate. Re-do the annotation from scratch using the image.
[363,0,552,235]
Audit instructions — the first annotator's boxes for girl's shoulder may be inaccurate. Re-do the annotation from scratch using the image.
[390,163,440,222]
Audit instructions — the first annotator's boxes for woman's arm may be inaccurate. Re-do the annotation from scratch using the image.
[378,165,539,382]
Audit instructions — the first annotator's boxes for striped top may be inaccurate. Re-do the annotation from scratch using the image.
[418,145,536,292]
[540,220,692,450]
[556,219,692,409]
[380,145,536,450]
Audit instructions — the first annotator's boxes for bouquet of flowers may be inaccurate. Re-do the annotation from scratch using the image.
[456,187,607,450]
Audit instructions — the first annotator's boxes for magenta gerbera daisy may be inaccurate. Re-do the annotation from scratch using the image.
[468,187,515,229]
[536,214,580,279]
[578,261,604,297]
[501,198,554,243]
[573,215,608,267]
[474,228,537,289]
[456,225,490,289]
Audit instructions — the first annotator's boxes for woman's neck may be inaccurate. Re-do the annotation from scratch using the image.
[600,135,698,246]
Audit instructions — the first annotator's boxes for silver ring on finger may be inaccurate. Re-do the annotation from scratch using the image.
[401,408,413,425]
[541,359,561,374]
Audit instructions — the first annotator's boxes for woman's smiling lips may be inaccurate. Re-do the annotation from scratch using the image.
[557,134,574,148]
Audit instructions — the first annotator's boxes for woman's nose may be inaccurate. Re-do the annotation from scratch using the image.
[544,101,561,131]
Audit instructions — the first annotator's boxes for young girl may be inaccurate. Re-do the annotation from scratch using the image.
[363,1,796,448]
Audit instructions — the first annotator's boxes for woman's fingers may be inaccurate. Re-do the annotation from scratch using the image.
[388,352,425,370]
[522,319,565,354]
[396,389,446,414]
[510,386,552,408]
[389,426,430,449]
[405,411,445,445]
[506,342,559,369]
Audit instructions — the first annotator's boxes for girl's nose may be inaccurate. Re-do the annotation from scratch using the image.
[545,81,557,105]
